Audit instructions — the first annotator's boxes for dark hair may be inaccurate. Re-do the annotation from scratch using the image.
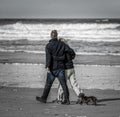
[51,30,58,38]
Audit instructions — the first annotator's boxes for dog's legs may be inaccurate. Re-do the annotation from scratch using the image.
[76,99,80,104]
[94,98,97,106]
[94,101,97,106]
[86,101,89,105]
[80,100,83,105]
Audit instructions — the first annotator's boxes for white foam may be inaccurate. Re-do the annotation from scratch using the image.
[4,63,44,66]
[2,63,120,68]
[75,64,120,68]
[76,52,120,56]
[0,22,120,42]
[1,49,120,56]
[0,49,44,54]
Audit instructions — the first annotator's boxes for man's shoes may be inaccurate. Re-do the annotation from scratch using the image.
[36,96,46,103]
[61,100,70,105]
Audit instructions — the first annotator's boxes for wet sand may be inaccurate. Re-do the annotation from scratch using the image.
[0,51,120,65]
[0,87,120,117]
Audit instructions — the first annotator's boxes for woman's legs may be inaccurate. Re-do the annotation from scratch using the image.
[57,68,83,101]
[68,68,83,96]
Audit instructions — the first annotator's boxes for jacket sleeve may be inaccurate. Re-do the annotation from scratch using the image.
[64,44,76,59]
[45,44,52,68]
[69,48,76,59]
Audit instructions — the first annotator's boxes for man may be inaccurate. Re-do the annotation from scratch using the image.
[36,30,70,105]
[53,38,84,103]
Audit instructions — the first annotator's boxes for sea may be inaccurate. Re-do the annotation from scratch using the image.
[0,19,120,56]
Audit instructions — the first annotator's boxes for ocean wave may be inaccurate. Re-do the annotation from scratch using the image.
[0,49,44,54]
[76,52,120,56]
[0,21,120,42]
[1,38,120,42]
[4,63,44,66]
[0,49,120,56]
[68,38,120,42]
[2,63,120,68]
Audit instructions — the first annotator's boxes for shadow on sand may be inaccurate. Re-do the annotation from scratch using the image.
[70,101,106,106]
[97,98,120,102]
[49,98,120,106]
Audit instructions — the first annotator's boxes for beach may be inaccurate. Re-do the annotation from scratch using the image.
[0,64,120,117]
[0,63,120,90]
[0,87,120,117]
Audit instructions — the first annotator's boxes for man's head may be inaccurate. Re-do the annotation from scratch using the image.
[51,30,58,39]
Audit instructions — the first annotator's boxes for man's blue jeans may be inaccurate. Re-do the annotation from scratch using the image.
[41,69,69,101]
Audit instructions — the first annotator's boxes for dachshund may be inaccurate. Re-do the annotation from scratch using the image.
[76,93,97,105]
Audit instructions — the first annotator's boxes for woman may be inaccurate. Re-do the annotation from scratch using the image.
[53,38,84,103]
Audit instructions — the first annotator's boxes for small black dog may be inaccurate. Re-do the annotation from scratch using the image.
[76,94,97,105]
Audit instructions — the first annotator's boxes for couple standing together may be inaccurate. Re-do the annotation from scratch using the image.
[36,30,84,105]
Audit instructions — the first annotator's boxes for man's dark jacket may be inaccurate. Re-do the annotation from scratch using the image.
[46,38,71,71]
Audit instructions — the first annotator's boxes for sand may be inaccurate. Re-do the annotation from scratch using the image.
[0,50,120,117]
[0,87,120,117]
[0,64,120,90]
[0,51,120,65]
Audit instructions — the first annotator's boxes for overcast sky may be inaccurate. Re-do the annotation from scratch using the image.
[0,0,120,18]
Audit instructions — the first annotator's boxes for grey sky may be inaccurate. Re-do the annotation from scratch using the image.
[0,0,120,18]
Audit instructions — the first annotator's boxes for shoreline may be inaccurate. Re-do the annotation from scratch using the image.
[0,51,120,65]
[1,62,120,67]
